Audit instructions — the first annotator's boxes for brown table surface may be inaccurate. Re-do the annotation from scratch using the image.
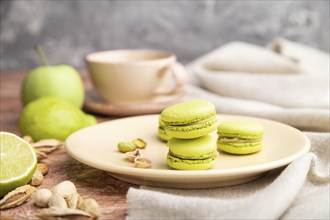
[0,72,136,220]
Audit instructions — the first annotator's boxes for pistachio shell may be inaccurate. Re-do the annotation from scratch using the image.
[0,185,35,210]
[125,149,141,162]
[36,207,92,220]
[48,193,68,209]
[22,135,34,144]
[134,157,152,168]
[36,150,48,161]
[65,192,82,209]
[52,181,77,198]
[29,170,43,186]
[79,198,101,218]
[32,139,63,154]
[36,163,49,175]
[34,188,52,208]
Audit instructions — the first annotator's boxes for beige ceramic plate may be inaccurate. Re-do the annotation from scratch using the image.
[65,114,310,189]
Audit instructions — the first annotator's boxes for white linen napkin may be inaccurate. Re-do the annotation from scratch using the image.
[126,40,330,219]
[126,133,329,219]
[187,39,329,131]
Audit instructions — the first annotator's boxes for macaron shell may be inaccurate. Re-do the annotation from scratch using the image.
[217,142,262,154]
[167,153,217,170]
[166,117,218,139]
[158,127,171,141]
[168,135,217,159]
[158,117,171,141]
[160,100,216,125]
[217,120,263,139]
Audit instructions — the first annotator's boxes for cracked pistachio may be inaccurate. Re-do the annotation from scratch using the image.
[52,181,77,199]
[65,192,82,209]
[36,163,49,175]
[0,185,35,210]
[29,170,44,186]
[125,149,141,162]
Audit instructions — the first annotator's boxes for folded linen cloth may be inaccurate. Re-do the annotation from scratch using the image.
[187,85,329,132]
[187,39,329,131]
[127,132,329,219]
[126,40,330,219]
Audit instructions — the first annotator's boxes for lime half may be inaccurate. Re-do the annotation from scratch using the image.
[0,131,37,197]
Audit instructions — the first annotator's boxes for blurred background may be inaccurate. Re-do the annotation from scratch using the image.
[0,0,329,71]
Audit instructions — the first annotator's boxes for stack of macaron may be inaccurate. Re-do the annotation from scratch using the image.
[159,100,219,170]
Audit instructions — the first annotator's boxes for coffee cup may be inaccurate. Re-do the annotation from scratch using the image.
[85,49,187,104]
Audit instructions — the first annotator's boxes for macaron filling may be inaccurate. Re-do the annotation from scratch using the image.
[218,137,262,143]
[168,149,218,160]
[158,125,166,134]
[163,114,217,126]
[166,135,218,170]
[167,152,218,170]
[165,116,218,131]
[160,100,218,139]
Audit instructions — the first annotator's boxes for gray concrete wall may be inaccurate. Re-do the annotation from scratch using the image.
[0,0,329,71]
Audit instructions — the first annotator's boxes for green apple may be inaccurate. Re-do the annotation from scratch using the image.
[21,46,84,108]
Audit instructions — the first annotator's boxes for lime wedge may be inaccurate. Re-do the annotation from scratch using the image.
[0,131,37,197]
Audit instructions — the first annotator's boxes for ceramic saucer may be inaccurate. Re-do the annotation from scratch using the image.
[83,89,187,116]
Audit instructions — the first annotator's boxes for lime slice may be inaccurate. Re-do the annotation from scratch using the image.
[0,131,37,197]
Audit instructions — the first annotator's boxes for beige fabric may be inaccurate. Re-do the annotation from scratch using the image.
[126,40,330,219]
[126,133,329,219]
[189,39,329,109]
[201,41,302,73]
[187,85,329,132]
[187,39,329,131]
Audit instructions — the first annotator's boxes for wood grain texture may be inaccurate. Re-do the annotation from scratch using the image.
[0,72,136,219]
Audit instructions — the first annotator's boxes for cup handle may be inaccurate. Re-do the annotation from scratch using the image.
[155,62,188,95]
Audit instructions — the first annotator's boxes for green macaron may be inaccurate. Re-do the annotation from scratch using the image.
[160,100,218,139]
[217,120,264,154]
[158,117,171,141]
[167,135,218,170]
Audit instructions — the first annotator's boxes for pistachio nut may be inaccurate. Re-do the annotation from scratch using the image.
[133,138,147,149]
[117,142,136,153]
